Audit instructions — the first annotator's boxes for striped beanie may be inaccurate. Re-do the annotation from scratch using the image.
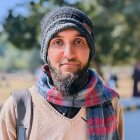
[40,7,95,63]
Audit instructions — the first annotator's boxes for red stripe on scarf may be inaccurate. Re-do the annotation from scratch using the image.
[88,124,117,135]
[47,88,63,105]
[87,114,117,135]
[85,88,100,106]
[84,76,100,107]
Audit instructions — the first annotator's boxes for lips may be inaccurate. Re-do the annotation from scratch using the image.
[62,62,79,66]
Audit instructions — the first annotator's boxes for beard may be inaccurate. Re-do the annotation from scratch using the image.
[47,60,89,97]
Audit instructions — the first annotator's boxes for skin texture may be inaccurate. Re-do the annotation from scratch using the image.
[48,29,90,76]
[47,29,90,96]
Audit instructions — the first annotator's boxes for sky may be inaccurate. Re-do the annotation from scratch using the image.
[0,0,79,31]
[0,0,29,22]
[0,0,78,22]
[0,0,31,31]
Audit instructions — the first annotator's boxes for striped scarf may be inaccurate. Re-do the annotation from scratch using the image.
[35,65,120,140]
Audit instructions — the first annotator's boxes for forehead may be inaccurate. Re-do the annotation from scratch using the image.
[53,28,85,38]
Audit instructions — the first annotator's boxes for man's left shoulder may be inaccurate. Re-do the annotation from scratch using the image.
[111,96,123,116]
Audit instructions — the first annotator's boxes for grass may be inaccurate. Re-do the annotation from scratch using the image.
[0,72,34,103]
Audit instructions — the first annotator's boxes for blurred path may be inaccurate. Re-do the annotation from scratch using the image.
[120,97,140,111]
[124,109,140,140]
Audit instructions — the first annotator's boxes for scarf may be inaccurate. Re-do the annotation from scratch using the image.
[35,65,120,140]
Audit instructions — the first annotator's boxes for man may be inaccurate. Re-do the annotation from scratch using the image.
[133,61,140,96]
[0,7,124,140]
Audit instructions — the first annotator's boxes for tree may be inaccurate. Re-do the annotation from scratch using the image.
[3,9,39,50]
[76,0,140,65]
[1,0,140,70]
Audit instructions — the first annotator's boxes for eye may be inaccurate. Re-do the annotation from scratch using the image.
[54,39,63,46]
[75,38,86,46]
[75,40,84,44]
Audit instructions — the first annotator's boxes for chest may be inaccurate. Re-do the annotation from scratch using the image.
[29,104,87,140]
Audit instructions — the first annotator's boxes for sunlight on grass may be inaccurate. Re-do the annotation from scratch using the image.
[0,72,34,103]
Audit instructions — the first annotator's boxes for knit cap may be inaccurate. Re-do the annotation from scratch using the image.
[40,7,95,63]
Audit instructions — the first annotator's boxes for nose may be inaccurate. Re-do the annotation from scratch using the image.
[63,44,76,59]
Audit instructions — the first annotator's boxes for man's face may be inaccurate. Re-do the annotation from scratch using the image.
[48,29,90,75]
[47,29,90,96]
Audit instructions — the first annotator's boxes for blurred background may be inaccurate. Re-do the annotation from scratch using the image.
[0,0,140,139]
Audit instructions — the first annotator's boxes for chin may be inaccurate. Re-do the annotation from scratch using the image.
[60,68,81,75]
[61,69,80,75]
[61,71,75,77]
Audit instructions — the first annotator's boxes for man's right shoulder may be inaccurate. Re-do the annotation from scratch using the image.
[0,95,17,139]
[0,95,15,119]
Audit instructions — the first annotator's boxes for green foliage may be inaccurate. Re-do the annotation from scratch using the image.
[0,35,41,72]
[0,45,28,72]
[76,0,140,65]
[3,10,37,49]
[28,48,42,73]
[1,0,140,69]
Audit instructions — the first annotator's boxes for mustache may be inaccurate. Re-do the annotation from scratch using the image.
[60,58,81,65]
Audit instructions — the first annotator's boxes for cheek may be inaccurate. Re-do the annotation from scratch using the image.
[78,49,90,65]
[48,49,63,66]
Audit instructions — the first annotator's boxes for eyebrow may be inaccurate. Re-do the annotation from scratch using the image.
[53,32,85,39]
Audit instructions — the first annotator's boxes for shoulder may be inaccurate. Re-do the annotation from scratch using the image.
[0,95,15,119]
[111,97,120,109]
[0,95,16,137]
[111,97,123,117]
[111,97,124,140]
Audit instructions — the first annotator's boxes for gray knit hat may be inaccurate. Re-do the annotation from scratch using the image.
[40,7,95,63]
